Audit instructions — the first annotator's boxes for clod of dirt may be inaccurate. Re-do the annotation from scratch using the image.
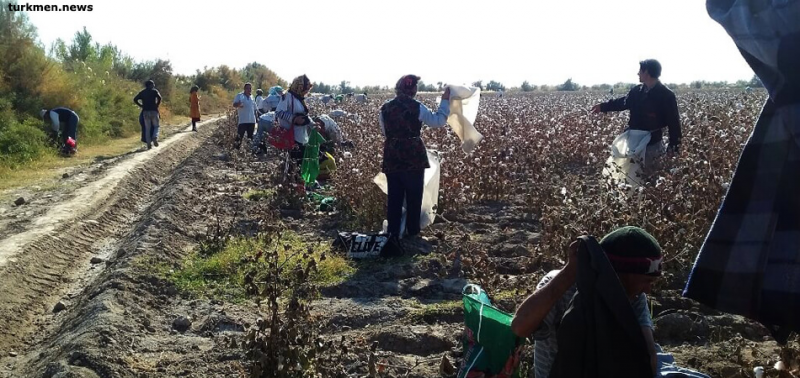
[62,173,70,179]
[90,257,104,265]
[14,197,25,206]
[654,312,710,343]
[173,315,193,332]
[53,301,67,313]
[43,362,67,378]
[439,355,455,376]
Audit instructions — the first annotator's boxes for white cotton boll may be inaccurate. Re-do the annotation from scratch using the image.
[560,187,567,196]
[721,182,730,190]
[343,152,352,159]
[774,361,786,371]
[753,366,764,378]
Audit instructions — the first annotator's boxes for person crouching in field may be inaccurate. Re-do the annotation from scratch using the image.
[232,82,258,150]
[277,75,314,166]
[591,59,682,166]
[41,107,79,155]
[265,86,284,112]
[511,227,708,378]
[134,80,163,150]
[190,85,201,132]
[312,114,351,180]
[379,75,450,241]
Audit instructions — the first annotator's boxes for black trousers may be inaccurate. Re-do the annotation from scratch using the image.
[386,169,425,237]
[235,123,255,148]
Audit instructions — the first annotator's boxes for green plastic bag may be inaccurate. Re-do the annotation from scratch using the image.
[458,284,523,378]
[301,130,325,184]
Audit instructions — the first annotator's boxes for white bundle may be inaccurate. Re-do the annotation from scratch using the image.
[445,85,483,154]
[602,130,651,188]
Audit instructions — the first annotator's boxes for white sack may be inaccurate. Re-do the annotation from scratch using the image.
[602,130,651,187]
[374,150,442,237]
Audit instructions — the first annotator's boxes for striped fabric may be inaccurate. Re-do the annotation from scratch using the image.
[683,0,800,343]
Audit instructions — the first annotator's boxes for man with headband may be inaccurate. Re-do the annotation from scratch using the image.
[512,226,663,377]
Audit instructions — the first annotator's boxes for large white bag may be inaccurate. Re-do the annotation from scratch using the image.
[445,86,483,154]
[602,130,651,187]
[374,150,442,237]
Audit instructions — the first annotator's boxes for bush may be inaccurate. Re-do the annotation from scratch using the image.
[0,114,50,167]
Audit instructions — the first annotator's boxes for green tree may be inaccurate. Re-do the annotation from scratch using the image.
[748,74,763,88]
[556,78,579,91]
[339,80,352,94]
[67,27,97,62]
[486,80,505,91]
[521,81,535,92]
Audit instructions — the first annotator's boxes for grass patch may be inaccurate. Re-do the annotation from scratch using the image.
[243,188,276,202]
[406,300,463,323]
[165,231,355,302]
[0,113,199,193]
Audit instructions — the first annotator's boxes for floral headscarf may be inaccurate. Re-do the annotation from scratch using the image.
[289,75,312,98]
[395,74,420,97]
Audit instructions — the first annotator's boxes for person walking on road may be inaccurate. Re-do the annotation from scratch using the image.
[232,83,258,150]
[190,85,201,132]
[134,80,163,150]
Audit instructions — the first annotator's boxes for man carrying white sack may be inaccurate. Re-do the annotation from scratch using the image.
[591,59,682,166]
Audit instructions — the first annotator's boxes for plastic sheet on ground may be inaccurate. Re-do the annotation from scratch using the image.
[374,150,441,237]
[602,130,651,188]
[446,85,483,154]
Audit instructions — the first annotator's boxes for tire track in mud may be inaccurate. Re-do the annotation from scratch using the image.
[0,119,224,361]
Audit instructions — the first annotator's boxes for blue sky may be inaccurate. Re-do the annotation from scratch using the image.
[25,0,754,87]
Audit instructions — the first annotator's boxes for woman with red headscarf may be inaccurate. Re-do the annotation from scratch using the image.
[379,75,450,241]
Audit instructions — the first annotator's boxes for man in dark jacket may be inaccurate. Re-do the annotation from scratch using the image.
[134,80,162,150]
[592,59,682,164]
[511,227,663,378]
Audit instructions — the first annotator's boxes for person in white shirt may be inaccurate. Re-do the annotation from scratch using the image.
[255,89,266,115]
[232,82,258,149]
[276,75,314,164]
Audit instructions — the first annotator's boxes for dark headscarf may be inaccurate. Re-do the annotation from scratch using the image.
[395,74,420,98]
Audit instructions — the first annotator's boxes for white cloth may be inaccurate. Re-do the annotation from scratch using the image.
[446,85,483,154]
[49,112,61,132]
[233,92,257,124]
[374,150,442,237]
[255,95,266,111]
[378,99,450,137]
[253,112,276,148]
[602,130,651,187]
[330,109,347,118]
[317,114,343,143]
[276,92,310,144]
[264,94,281,110]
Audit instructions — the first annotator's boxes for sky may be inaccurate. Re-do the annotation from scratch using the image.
[23,0,755,88]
